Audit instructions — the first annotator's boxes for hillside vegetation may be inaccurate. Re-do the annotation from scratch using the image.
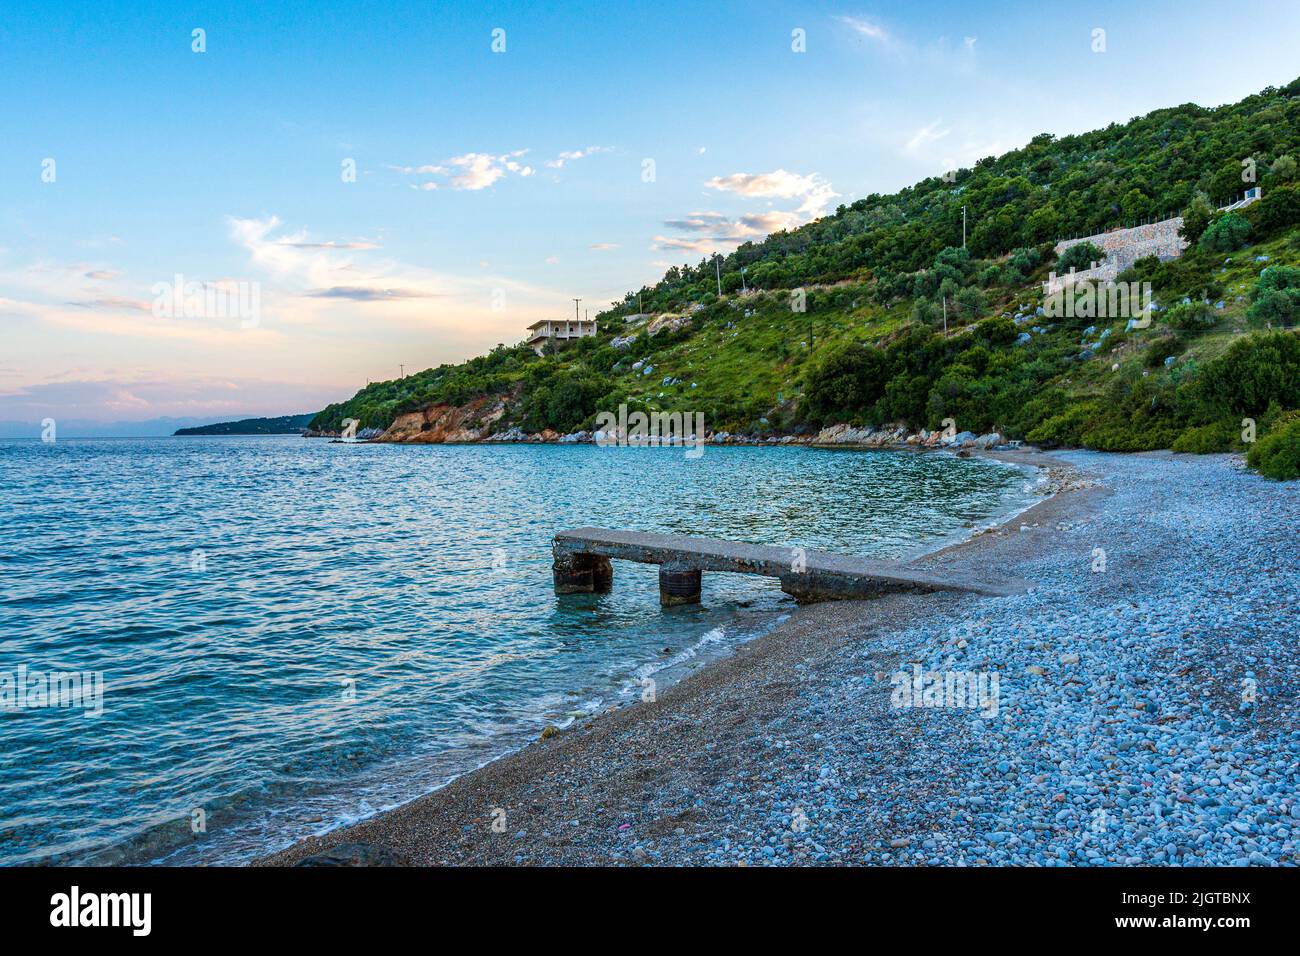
[175,413,316,436]
[311,78,1300,475]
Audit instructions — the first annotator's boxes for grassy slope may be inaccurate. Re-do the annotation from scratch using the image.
[311,232,1299,439]
[310,79,1300,450]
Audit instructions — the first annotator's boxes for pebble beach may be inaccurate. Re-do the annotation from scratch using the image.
[262,449,1299,867]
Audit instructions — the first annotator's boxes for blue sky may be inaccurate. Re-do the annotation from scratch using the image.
[2,0,1298,427]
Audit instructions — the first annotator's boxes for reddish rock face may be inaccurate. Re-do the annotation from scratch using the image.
[377,389,516,443]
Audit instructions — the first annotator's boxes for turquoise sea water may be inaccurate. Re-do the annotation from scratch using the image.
[0,437,1038,865]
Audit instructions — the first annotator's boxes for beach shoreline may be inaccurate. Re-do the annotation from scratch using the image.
[259,447,1297,867]
[257,447,1099,866]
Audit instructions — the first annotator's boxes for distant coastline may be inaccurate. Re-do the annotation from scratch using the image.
[173,413,316,436]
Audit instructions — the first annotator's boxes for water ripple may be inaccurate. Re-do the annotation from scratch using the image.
[0,437,1034,865]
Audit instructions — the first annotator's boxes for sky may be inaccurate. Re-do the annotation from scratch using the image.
[2,0,1298,431]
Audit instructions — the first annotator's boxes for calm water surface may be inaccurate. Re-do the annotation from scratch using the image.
[0,437,1039,865]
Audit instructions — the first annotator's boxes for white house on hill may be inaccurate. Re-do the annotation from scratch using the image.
[526,318,597,354]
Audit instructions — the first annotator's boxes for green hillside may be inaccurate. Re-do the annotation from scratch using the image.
[311,77,1300,475]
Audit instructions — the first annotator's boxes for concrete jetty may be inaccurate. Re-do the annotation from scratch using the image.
[552,527,1033,606]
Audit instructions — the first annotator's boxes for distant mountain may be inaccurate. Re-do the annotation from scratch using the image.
[174,414,317,436]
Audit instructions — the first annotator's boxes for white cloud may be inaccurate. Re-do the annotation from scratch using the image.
[394,146,607,189]
[589,242,619,250]
[655,168,838,256]
[391,150,535,191]
[651,235,737,256]
[1,217,570,419]
[904,120,950,155]
[837,15,891,43]
[544,146,612,169]
[704,168,838,217]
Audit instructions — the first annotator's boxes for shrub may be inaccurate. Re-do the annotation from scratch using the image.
[1164,300,1216,330]
[1196,331,1300,415]
[1080,419,1182,452]
[934,246,972,273]
[1246,412,1300,480]
[955,286,987,320]
[911,297,940,326]
[800,343,891,424]
[1179,195,1214,245]
[519,368,611,432]
[1250,289,1300,326]
[1116,254,1162,286]
[1026,401,1105,446]
[1008,246,1042,273]
[1171,419,1238,453]
[1007,388,1068,438]
[1249,184,1300,236]
[974,315,1018,348]
[1247,265,1300,326]
[1198,212,1251,252]
[1145,332,1186,367]
[1057,242,1104,273]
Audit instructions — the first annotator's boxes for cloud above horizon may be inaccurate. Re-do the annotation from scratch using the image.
[304,286,441,301]
[836,15,892,44]
[393,145,611,191]
[391,150,534,190]
[545,145,613,169]
[0,373,345,427]
[654,169,839,256]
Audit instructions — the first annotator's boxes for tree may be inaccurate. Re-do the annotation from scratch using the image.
[911,297,940,327]
[1121,188,1152,222]
[1269,155,1296,181]
[1248,265,1300,326]
[801,344,891,423]
[1179,194,1214,245]
[956,286,987,321]
[1198,212,1251,252]
[934,245,972,273]
[1058,241,1105,273]
[1250,185,1300,236]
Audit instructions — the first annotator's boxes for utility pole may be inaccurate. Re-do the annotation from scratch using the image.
[942,296,949,336]
[962,206,967,248]
[572,297,581,333]
[399,364,405,378]
[715,255,722,296]
[740,266,748,293]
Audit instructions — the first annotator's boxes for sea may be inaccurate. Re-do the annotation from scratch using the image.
[0,437,1041,865]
